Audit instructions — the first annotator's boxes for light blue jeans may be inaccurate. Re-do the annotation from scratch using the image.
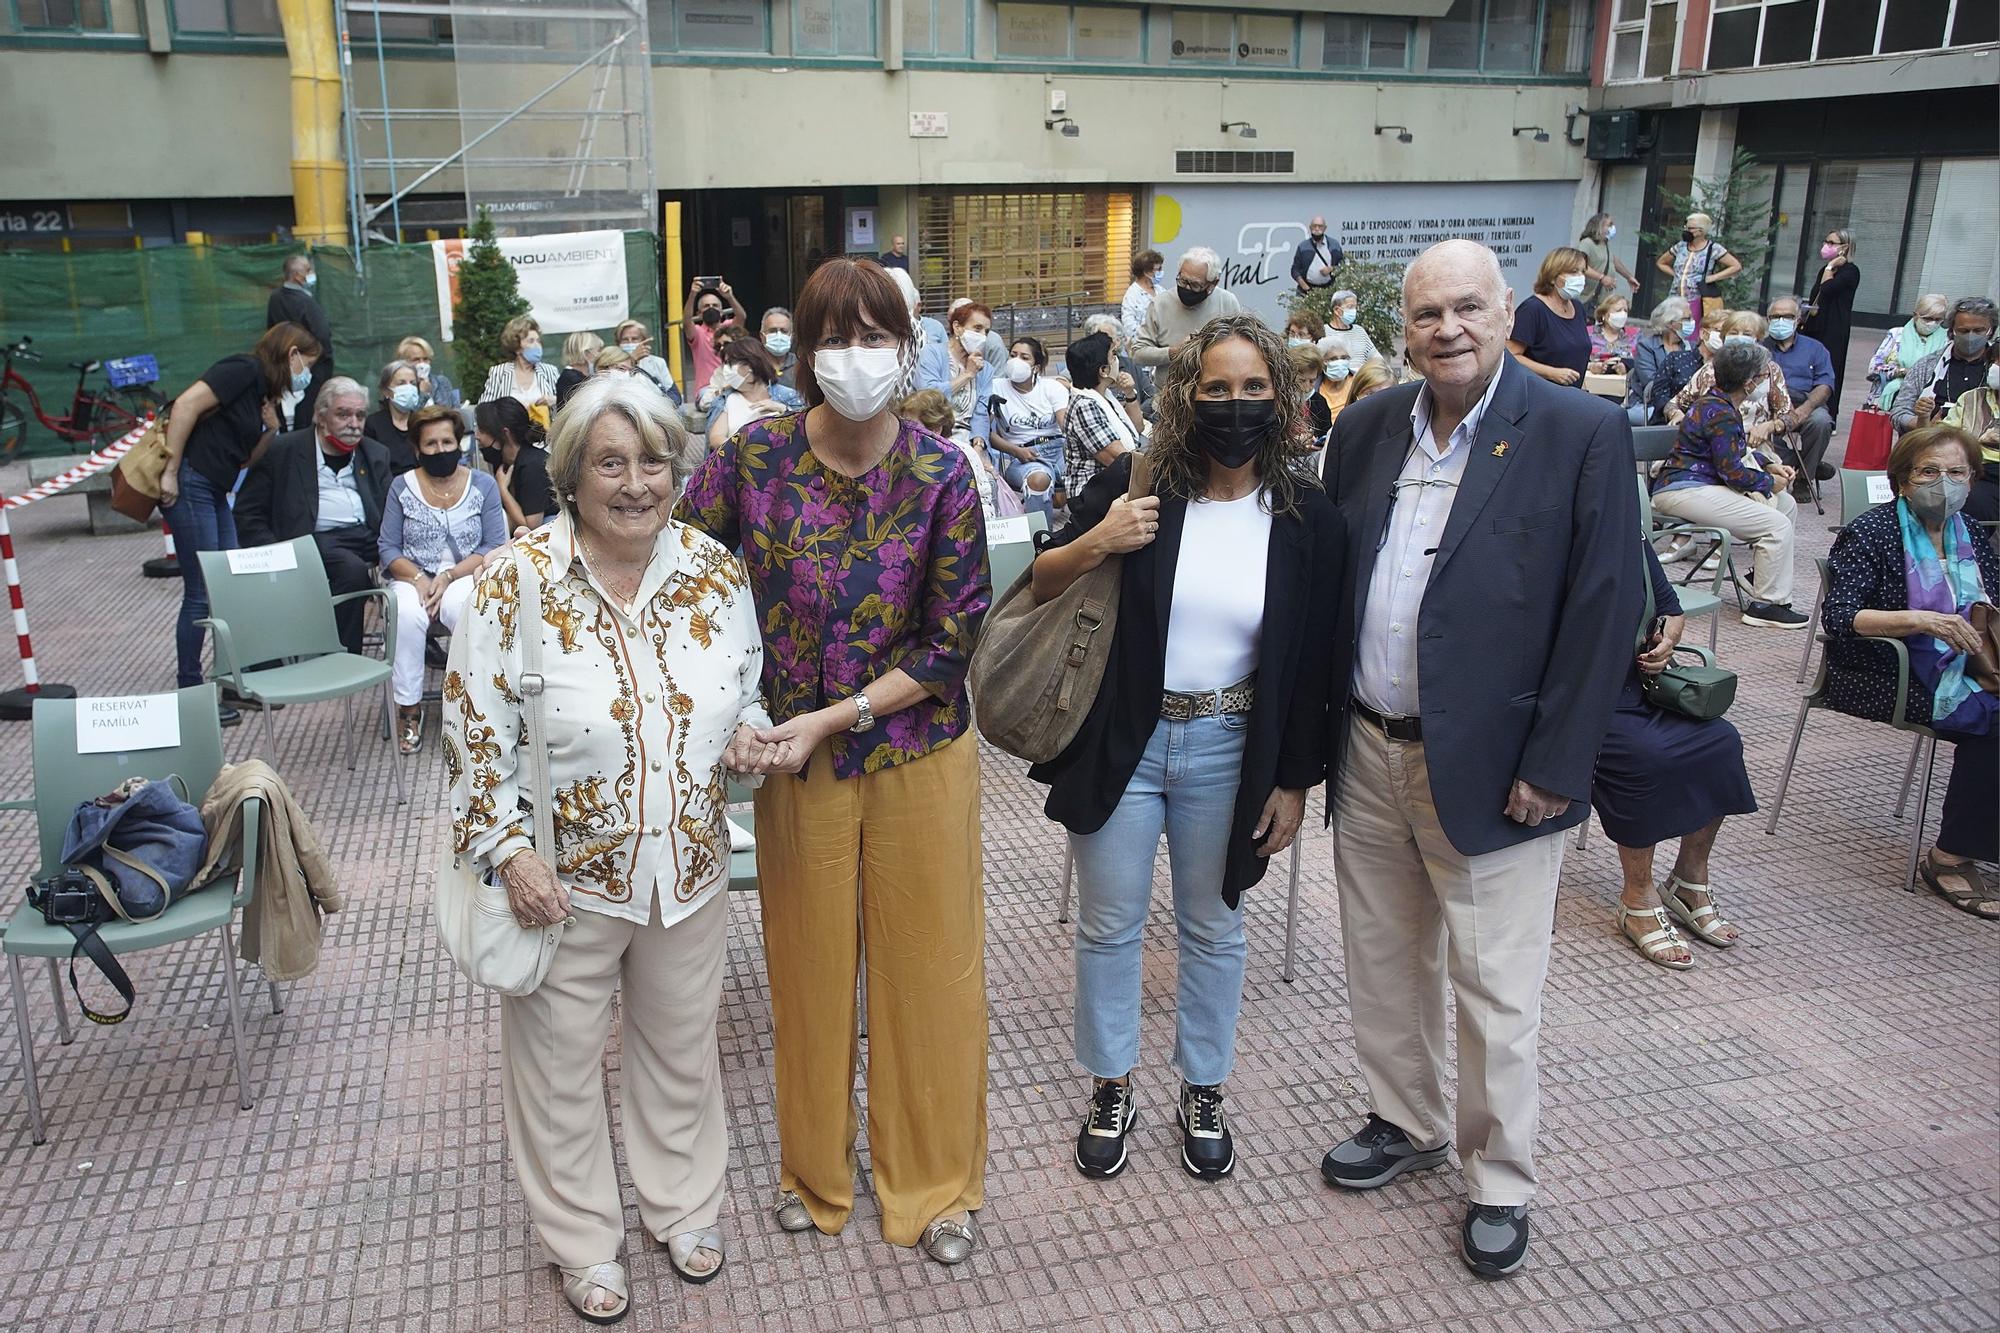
[1072,711,1249,1087]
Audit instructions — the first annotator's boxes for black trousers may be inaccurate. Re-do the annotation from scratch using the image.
[313,524,378,658]
[1934,723,1997,863]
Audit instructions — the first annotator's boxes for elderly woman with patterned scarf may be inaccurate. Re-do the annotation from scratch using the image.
[446,375,773,1321]
[1823,424,2000,918]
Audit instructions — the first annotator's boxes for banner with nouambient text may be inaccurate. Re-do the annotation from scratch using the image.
[432,229,630,342]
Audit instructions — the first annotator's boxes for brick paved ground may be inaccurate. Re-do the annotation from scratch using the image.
[0,335,1994,1332]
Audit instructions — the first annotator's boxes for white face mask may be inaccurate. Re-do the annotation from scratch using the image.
[1988,363,2000,392]
[1339,305,1358,324]
[1606,224,1617,240]
[1606,311,1628,331]
[714,364,747,392]
[412,360,431,379]
[1704,331,1723,350]
[619,342,641,356]
[812,346,904,422]
[1559,274,1587,300]
[1005,356,1033,384]
[1915,318,1939,337]
[959,329,986,356]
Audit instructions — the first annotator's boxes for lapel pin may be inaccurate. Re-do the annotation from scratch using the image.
[1492,441,1510,457]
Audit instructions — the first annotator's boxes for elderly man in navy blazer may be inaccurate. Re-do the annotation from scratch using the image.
[1315,239,1638,1278]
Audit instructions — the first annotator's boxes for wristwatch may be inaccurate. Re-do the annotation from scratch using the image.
[850,692,875,733]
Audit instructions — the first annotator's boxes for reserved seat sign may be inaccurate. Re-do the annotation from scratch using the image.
[76,693,181,754]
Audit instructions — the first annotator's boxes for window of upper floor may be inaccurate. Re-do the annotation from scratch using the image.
[1322,14,1414,70]
[1430,0,1592,76]
[1168,9,1299,68]
[995,2,1145,62]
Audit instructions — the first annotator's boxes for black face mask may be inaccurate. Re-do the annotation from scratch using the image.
[480,444,505,470]
[1190,399,1277,468]
[1682,228,1697,245]
[1177,283,1213,309]
[419,450,461,478]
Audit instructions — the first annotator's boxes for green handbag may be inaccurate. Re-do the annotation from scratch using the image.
[1637,560,1737,721]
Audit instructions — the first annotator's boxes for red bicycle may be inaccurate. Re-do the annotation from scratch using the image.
[0,337,166,456]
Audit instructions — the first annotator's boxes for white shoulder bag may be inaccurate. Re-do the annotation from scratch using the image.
[435,548,566,996]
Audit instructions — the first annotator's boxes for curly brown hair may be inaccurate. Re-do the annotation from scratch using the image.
[1149,314,1319,516]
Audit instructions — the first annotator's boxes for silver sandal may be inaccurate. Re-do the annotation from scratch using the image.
[663,1225,725,1285]
[920,1211,977,1266]
[1662,874,1739,948]
[773,1189,815,1233]
[557,1260,628,1326]
[1618,905,1693,971]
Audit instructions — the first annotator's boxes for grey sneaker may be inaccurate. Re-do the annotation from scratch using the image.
[1461,1203,1530,1278]
[1742,601,1809,629]
[1074,1078,1138,1179]
[1320,1114,1450,1190]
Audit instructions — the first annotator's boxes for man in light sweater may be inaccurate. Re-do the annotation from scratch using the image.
[1132,246,1243,368]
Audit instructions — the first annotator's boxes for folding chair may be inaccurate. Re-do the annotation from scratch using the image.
[1766,557,1938,892]
[1,685,283,1145]
[1797,469,1890,683]
[196,537,406,803]
[985,510,1050,596]
[1638,476,1727,651]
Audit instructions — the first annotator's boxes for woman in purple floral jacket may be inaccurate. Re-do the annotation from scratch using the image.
[677,257,992,1268]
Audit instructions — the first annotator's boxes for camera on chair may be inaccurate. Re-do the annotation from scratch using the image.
[29,868,111,926]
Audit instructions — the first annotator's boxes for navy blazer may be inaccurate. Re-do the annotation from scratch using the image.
[1323,361,1640,856]
[234,428,391,549]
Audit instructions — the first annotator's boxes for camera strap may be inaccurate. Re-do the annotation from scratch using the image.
[58,866,135,1025]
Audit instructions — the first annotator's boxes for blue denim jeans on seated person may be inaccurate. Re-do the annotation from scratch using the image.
[990,446,1058,520]
[161,464,239,688]
[1071,711,1250,1088]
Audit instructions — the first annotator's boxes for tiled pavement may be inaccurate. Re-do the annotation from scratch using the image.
[0,334,1994,1332]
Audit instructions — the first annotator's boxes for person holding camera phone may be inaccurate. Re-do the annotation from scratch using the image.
[685,278,747,393]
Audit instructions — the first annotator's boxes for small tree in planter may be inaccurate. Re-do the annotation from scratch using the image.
[1283,259,1404,364]
[452,209,530,385]
[1641,148,1775,311]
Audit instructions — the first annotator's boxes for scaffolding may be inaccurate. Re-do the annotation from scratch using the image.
[334,0,655,262]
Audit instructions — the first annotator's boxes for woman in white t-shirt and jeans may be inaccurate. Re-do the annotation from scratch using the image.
[989,336,1072,518]
[1027,314,1344,1187]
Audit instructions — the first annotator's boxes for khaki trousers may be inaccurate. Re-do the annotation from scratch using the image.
[1331,716,1563,1206]
[499,890,729,1269]
[754,735,987,1246]
[1651,484,1799,606]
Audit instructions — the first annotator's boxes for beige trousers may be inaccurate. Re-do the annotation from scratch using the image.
[499,890,729,1269]
[754,735,987,1246]
[1331,716,1563,1207]
[1651,484,1799,605]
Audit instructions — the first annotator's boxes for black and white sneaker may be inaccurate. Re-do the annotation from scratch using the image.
[1074,1079,1138,1179]
[1742,600,1809,629]
[1461,1203,1530,1278]
[1178,1082,1234,1180]
[1320,1113,1451,1190]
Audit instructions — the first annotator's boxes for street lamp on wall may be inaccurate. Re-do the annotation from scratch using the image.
[1512,125,1552,142]
[1046,116,1080,138]
[1220,121,1258,139]
[1374,124,1413,144]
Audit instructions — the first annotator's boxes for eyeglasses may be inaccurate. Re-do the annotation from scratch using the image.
[1911,466,1972,483]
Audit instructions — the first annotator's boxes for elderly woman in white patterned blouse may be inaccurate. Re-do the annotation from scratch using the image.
[445,375,774,1322]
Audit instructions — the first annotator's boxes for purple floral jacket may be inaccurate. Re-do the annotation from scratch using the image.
[676,412,990,778]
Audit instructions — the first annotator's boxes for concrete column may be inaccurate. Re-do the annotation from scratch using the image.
[1692,107,1739,183]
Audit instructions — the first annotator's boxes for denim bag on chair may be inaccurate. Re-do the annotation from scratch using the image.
[60,776,211,918]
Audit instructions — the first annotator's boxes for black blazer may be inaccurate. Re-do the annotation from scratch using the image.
[265,286,334,421]
[1029,452,1345,906]
[235,428,391,549]
[1324,361,1640,856]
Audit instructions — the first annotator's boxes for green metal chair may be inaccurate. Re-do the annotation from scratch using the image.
[2,684,281,1145]
[986,509,1050,596]
[725,776,757,896]
[1638,476,1727,651]
[1797,469,1891,684]
[196,537,406,803]
[1767,557,1938,893]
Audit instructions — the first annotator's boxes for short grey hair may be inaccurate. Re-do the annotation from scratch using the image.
[1914,292,1949,319]
[1649,296,1692,336]
[546,375,703,518]
[1712,341,1769,395]
[1401,239,1507,310]
[376,359,415,397]
[283,254,312,281]
[1082,313,1122,342]
[315,376,367,417]
[1949,296,1998,330]
[760,306,792,328]
[1766,292,1803,315]
[1179,246,1223,282]
[1330,289,1359,309]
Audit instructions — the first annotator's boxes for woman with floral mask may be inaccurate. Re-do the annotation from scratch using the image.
[1028,313,1341,1187]
[1821,424,2000,916]
[678,257,992,1269]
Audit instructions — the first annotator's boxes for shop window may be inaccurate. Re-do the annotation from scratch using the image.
[996,1,1140,61]
[1899,159,2000,314]
[795,0,874,56]
[171,0,277,35]
[903,0,970,56]
[1169,9,1296,67]
[914,188,1140,316]
[1807,160,1913,315]
[1323,15,1413,69]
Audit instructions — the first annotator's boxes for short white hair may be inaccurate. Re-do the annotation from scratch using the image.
[316,376,367,417]
[1401,239,1507,310]
[885,265,921,316]
[1179,246,1222,282]
[1082,313,1122,341]
[546,375,704,517]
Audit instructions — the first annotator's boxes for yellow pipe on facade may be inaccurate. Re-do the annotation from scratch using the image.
[277,0,347,244]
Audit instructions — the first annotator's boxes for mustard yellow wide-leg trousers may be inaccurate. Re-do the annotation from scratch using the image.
[753,735,987,1245]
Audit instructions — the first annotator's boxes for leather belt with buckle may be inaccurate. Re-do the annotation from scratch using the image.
[1353,699,1422,742]
[1161,678,1256,722]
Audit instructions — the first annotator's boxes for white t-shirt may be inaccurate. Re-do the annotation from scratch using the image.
[992,375,1070,445]
[1163,490,1272,692]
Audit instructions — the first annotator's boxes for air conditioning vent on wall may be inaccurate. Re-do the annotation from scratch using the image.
[1175,150,1295,175]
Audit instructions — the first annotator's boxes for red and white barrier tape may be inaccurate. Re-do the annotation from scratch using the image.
[1,420,148,510]
[0,508,39,688]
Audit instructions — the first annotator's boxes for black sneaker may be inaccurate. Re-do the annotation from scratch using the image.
[1814,461,1836,481]
[217,702,242,729]
[1177,1082,1234,1180]
[1320,1113,1451,1190]
[1461,1203,1530,1278]
[1742,600,1810,629]
[1073,1079,1138,1179]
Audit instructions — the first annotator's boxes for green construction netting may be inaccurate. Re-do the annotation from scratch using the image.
[0,233,663,458]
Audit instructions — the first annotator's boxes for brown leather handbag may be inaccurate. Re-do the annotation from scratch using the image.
[110,411,173,522]
[968,452,1149,763]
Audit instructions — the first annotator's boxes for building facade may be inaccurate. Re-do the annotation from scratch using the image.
[1582,0,1997,325]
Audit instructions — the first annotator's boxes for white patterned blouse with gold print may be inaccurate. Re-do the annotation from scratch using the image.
[445,510,769,930]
